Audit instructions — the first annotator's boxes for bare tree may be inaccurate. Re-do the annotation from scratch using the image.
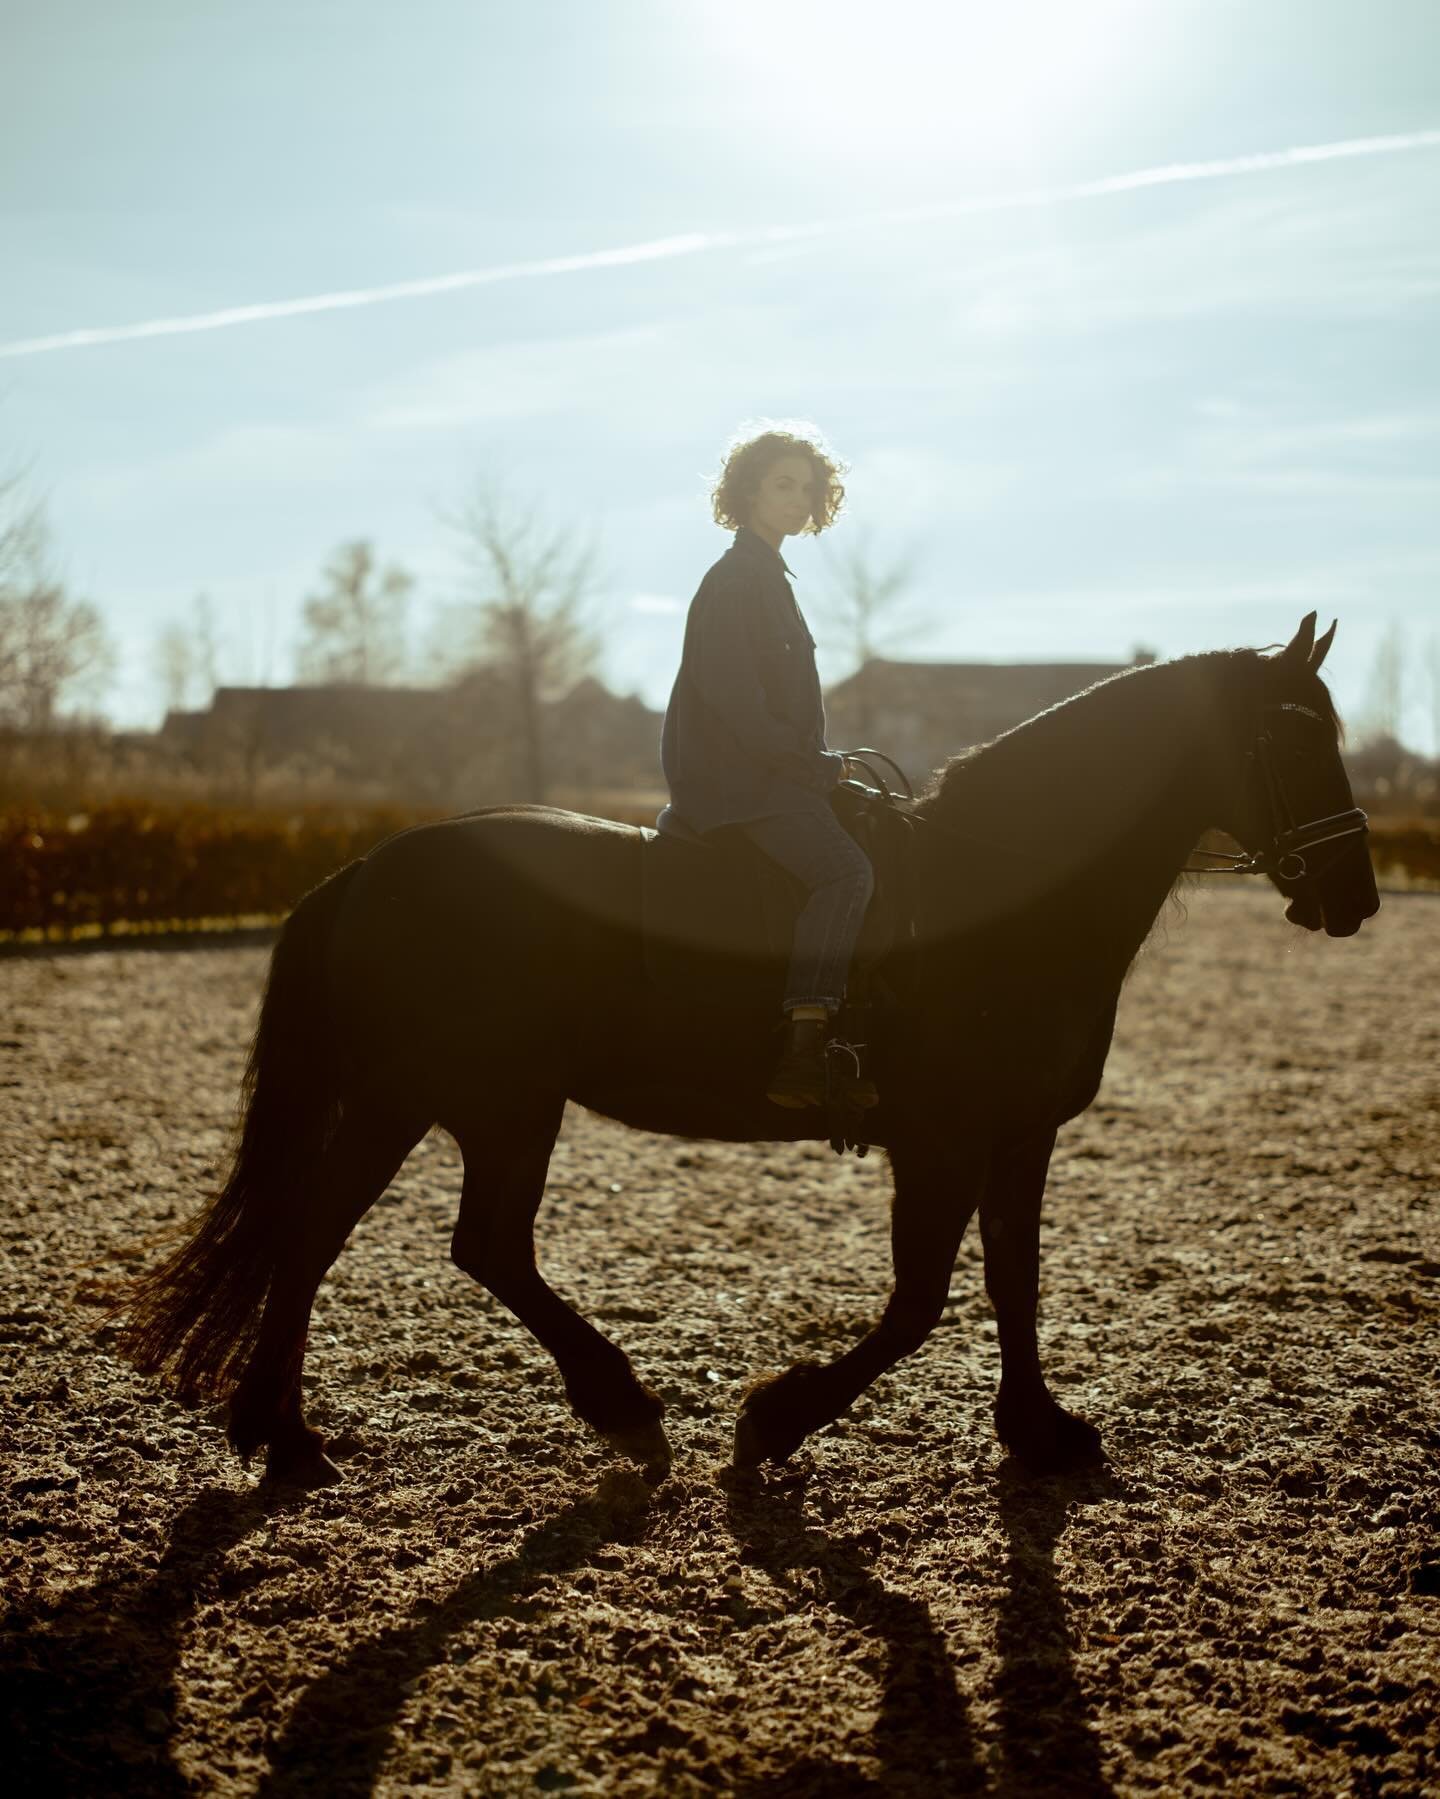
[1426,631,1440,762]
[154,621,197,715]
[436,484,602,803]
[816,528,925,741]
[1360,618,1405,746]
[0,473,114,728]
[152,590,231,717]
[296,540,412,686]
[0,470,46,593]
[820,529,925,663]
[193,592,222,698]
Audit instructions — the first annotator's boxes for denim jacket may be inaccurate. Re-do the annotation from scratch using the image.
[659,527,844,834]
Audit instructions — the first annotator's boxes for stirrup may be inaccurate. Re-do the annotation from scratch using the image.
[825,1036,878,1109]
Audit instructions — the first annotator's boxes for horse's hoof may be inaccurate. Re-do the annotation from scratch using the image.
[733,1410,802,1469]
[601,1420,672,1485]
[732,1413,766,1470]
[733,1366,823,1467]
[264,1443,344,1488]
[1000,1404,1105,1476]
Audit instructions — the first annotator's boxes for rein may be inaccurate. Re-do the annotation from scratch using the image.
[836,747,916,806]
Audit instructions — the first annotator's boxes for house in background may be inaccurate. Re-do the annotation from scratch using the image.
[157,671,664,807]
[823,654,1155,788]
[155,654,1162,807]
[159,683,472,801]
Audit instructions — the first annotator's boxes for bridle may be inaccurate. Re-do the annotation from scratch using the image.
[1185,702,1369,883]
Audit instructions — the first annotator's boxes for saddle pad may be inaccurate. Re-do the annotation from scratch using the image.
[639,825,803,1013]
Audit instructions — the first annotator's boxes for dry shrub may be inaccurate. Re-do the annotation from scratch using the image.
[1367,818,1440,889]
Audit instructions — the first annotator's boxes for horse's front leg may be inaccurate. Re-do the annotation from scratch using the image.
[734,1137,987,1467]
[984,1128,1104,1473]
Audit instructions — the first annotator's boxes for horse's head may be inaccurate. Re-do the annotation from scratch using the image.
[1216,614,1379,937]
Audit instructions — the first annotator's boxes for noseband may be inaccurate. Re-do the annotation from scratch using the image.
[1189,703,1369,882]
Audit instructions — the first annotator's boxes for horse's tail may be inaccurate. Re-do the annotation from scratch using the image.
[114,859,364,1401]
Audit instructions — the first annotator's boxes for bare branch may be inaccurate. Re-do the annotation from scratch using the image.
[434,479,604,802]
[296,539,413,686]
[0,472,116,727]
[1359,619,1405,747]
[154,622,197,715]
[0,582,115,728]
[816,527,928,676]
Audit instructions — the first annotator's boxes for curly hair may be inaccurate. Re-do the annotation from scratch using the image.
[708,420,848,535]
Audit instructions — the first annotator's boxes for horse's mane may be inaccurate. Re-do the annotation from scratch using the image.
[904,646,1342,956]
[914,646,1341,824]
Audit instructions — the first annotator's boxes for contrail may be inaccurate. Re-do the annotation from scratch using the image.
[4,128,1437,360]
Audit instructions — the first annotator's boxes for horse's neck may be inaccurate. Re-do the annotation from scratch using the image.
[922,661,1216,981]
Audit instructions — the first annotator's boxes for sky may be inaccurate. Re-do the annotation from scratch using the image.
[3,0,1439,747]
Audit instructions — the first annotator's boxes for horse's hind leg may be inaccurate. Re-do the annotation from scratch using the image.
[229,1108,425,1485]
[450,1098,670,1480]
[983,1128,1104,1473]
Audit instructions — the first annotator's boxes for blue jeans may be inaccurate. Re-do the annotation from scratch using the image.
[738,809,875,1012]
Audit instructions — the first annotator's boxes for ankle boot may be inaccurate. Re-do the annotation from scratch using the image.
[766,1015,830,1108]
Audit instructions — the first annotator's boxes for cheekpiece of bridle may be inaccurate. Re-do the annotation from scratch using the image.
[1186,702,1369,883]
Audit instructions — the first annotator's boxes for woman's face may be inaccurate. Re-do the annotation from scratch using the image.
[747,453,820,546]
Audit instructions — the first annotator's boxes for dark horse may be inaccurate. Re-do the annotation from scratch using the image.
[117,615,1378,1486]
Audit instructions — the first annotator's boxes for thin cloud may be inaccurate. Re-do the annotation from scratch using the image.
[3,128,1438,360]
[936,170,1440,337]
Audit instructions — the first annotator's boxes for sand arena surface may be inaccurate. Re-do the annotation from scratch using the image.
[2,886,1437,1796]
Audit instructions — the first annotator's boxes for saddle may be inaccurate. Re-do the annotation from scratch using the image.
[639,761,920,1151]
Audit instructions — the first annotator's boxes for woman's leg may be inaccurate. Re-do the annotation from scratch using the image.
[738,809,875,1011]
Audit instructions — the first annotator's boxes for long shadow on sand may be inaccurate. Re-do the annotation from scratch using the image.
[4,1485,273,1794]
[721,1469,985,1798]
[719,1462,1122,1798]
[992,1462,1119,1799]
[255,1471,654,1797]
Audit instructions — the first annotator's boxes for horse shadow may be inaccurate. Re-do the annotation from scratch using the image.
[255,1469,655,1796]
[7,1466,654,1796]
[5,1484,274,1794]
[7,1459,1119,1794]
[720,1460,1121,1798]
[720,1468,984,1797]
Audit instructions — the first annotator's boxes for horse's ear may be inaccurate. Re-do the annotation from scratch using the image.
[1310,618,1337,671]
[1280,611,1318,667]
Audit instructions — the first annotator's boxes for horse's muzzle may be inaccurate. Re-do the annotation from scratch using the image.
[1286,887,1379,936]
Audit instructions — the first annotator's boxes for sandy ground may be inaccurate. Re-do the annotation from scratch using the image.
[2,885,1437,1797]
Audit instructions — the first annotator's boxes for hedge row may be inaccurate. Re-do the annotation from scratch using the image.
[0,803,440,938]
[2,803,1435,939]
[1367,821,1440,888]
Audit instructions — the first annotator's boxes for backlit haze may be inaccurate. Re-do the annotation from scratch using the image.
[4,0,1439,744]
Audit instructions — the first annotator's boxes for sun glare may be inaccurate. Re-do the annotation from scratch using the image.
[699,0,1149,168]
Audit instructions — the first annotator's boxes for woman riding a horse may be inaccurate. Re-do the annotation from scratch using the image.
[659,423,876,1110]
